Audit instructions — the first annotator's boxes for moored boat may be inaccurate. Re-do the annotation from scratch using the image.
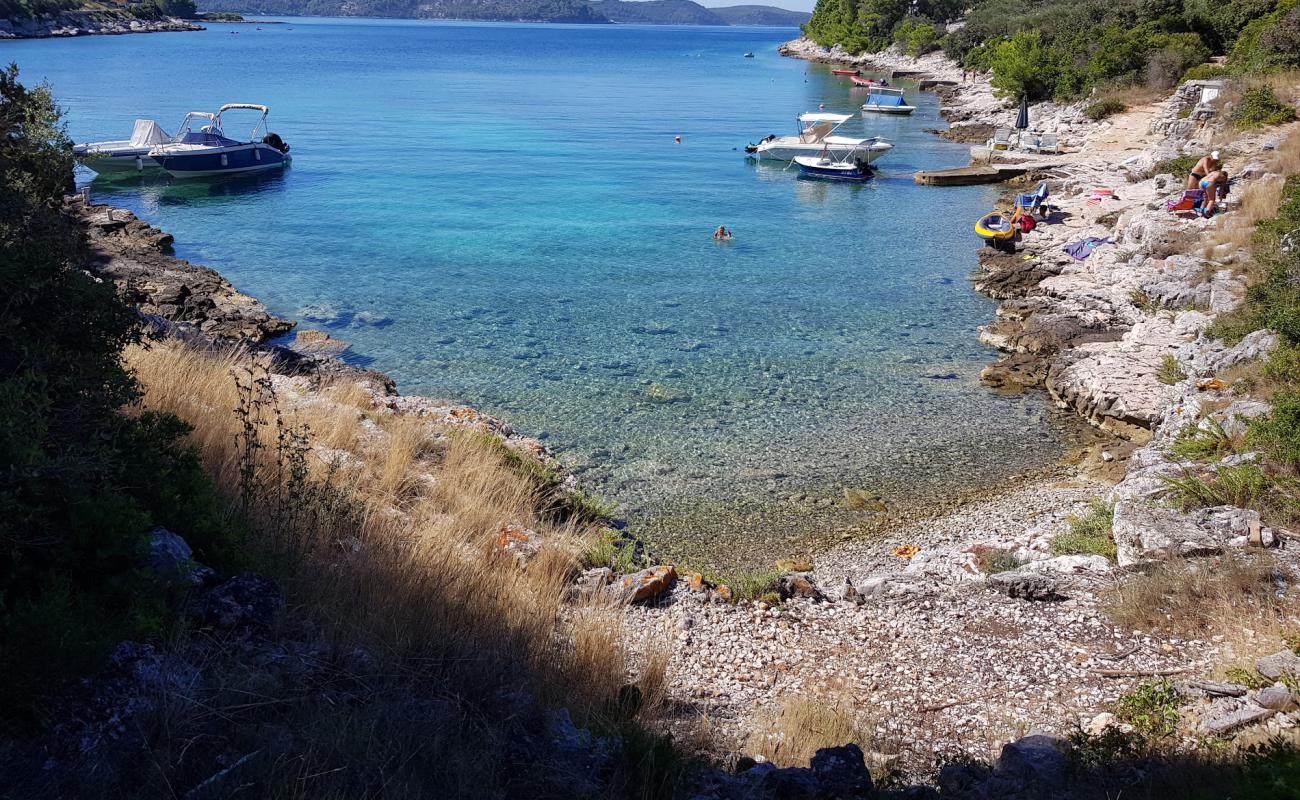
[831,68,859,76]
[793,139,876,182]
[861,86,916,115]
[850,75,882,87]
[746,112,893,164]
[149,104,290,178]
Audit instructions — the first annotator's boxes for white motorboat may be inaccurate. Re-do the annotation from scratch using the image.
[746,112,892,163]
[149,104,291,178]
[861,87,916,115]
[794,139,879,181]
[73,116,190,174]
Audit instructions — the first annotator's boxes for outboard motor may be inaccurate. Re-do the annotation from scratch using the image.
[744,134,776,154]
[263,132,291,154]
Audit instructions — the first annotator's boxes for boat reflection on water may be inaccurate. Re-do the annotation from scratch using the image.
[84,167,289,209]
[746,158,879,204]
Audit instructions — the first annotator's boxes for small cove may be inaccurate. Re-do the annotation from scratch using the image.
[10,19,1080,564]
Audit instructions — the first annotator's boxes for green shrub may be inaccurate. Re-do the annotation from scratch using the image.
[1163,462,1273,509]
[1085,98,1127,120]
[894,18,940,56]
[1181,63,1230,81]
[1114,680,1181,739]
[1052,501,1116,559]
[990,31,1062,101]
[1170,417,1238,461]
[1247,392,1300,472]
[1231,86,1299,129]
[1151,153,1199,178]
[0,65,231,734]
[1229,0,1300,74]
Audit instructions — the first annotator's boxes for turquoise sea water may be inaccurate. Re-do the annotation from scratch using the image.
[6,20,1076,563]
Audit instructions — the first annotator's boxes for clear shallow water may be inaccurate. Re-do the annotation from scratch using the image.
[8,20,1076,563]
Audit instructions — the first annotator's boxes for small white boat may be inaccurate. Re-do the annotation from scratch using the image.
[861,87,916,115]
[149,104,290,178]
[793,139,878,181]
[746,112,892,164]
[73,117,186,174]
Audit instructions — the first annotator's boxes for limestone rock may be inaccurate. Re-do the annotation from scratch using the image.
[1254,684,1297,712]
[495,522,543,566]
[1257,650,1300,681]
[1196,697,1274,735]
[1019,554,1112,575]
[1112,499,1221,567]
[146,527,213,587]
[200,573,284,631]
[987,570,1058,601]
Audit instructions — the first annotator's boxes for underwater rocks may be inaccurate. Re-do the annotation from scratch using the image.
[73,202,293,342]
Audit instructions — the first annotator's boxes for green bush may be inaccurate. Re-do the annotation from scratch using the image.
[1157,354,1187,385]
[1248,393,1300,473]
[1229,0,1300,74]
[1114,680,1181,739]
[0,65,231,734]
[1085,99,1127,120]
[1231,86,1299,129]
[1181,62,1230,81]
[1151,153,1200,178]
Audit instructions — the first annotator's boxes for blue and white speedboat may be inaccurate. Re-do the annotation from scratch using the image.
[861,87,916,115]
[793,138,877,182]
[149,104,291,178]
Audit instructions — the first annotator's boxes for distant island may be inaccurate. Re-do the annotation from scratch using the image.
[193,0,809,25]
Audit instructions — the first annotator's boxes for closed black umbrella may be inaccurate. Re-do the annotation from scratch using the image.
[1014,96,1030,148]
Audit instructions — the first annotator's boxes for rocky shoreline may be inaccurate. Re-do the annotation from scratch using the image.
[59,45,1300,791]
[0,11,201,38]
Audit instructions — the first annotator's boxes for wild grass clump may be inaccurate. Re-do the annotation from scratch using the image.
[1231,86,1297,129]
[1170,417,1240,461]
[1051,501,1116,559]
[1157,355,1187,386]
[973,546,1020,574]
[1151,154,1199,179]
[1162,462,1272,508]
[1105,555,1294,652]
[747,695,892,782]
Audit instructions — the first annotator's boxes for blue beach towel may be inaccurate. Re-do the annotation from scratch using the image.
[1063,236,1113,261]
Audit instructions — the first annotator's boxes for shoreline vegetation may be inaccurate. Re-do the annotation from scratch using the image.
[4,16,1300,800]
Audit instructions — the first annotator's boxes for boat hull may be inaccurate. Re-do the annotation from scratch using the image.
[862,105,916,115]
[153,143,289,178]
[831,69,859,76]
[755,140,892,163]
[975,212,1017,248]
[795,161,872,181]
[73,147,164,174]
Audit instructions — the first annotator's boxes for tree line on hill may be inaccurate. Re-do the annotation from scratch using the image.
[190,0,809,25]
[803,0,1300,100]
[1,0,197,20]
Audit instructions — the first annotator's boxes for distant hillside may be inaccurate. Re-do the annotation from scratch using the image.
[196,0,806,25]
[588,0,723,24]
[710,4,806,25]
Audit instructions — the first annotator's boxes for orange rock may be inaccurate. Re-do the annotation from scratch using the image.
[713,584,733,603]
[494,521,541,565]
[1197,378,1228,392]
[617,565,677,603]
[891,543,920,559]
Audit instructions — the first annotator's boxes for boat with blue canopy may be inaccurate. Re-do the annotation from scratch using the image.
[149,104,291,178]
[861,87,916,115]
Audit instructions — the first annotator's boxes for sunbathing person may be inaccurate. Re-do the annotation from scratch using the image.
[1199,170,1229,214]
[1186,150,1221,189]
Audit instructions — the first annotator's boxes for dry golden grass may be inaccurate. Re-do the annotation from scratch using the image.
[746,695,892,780]
[121,339,657,796]
[1105,554,1300,673]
